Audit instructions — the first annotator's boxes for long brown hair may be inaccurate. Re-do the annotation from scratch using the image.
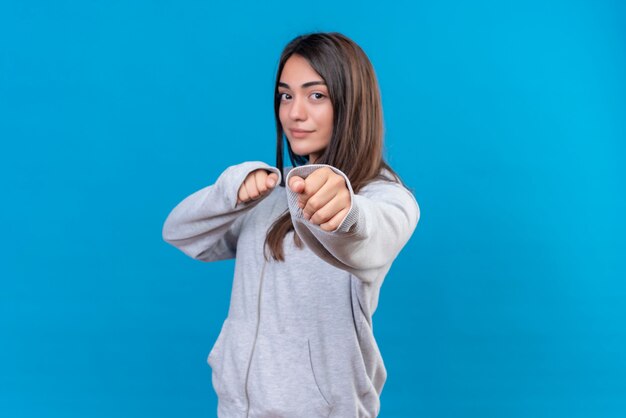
[265,32,403,261]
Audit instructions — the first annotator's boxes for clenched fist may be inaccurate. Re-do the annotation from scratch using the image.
[237,169,279,204]
[289,167,351,232]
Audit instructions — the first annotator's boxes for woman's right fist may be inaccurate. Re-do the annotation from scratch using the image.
[237,169,279,204]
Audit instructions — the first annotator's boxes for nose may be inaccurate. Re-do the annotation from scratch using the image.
[288,96,306,121]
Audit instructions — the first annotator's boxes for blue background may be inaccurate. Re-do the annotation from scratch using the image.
[1,1,625,417]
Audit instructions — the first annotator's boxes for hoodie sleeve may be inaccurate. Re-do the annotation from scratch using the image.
[285,164,420,283]
[162,161,282,262]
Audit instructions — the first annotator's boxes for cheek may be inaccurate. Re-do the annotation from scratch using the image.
[320,106,334,136]
[279,101,293,121]
[278,107,287,127]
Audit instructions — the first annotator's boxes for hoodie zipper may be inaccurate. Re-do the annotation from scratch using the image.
[244,258,267,417]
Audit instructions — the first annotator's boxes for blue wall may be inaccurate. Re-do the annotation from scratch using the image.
[1,1,625,417]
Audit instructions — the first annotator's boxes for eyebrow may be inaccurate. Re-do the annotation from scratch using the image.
[278,81,326,89]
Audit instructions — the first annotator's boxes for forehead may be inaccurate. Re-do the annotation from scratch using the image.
[279,55,324,84]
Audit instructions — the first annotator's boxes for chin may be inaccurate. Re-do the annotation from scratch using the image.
[287,138,326,160]
[288,144,312,157]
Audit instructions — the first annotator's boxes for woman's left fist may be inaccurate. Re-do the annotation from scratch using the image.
[288,167,351,232]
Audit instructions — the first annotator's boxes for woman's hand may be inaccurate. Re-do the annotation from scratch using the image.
[237,169,279,204]
[288,167,351,231]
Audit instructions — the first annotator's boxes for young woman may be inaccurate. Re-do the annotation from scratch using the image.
[162,32,420,418]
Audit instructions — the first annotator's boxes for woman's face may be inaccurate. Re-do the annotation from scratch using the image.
[278,54,333,164]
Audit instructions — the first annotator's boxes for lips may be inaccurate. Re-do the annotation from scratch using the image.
[289,128,314,138]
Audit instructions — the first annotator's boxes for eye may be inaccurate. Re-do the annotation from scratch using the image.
[310,92,326,100]
[278,92,291,101]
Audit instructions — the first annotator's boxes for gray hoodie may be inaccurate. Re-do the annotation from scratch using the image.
[162,161,420,418]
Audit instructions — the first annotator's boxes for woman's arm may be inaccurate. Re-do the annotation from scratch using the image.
[285,164,420,283]
[162,161,281,262]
